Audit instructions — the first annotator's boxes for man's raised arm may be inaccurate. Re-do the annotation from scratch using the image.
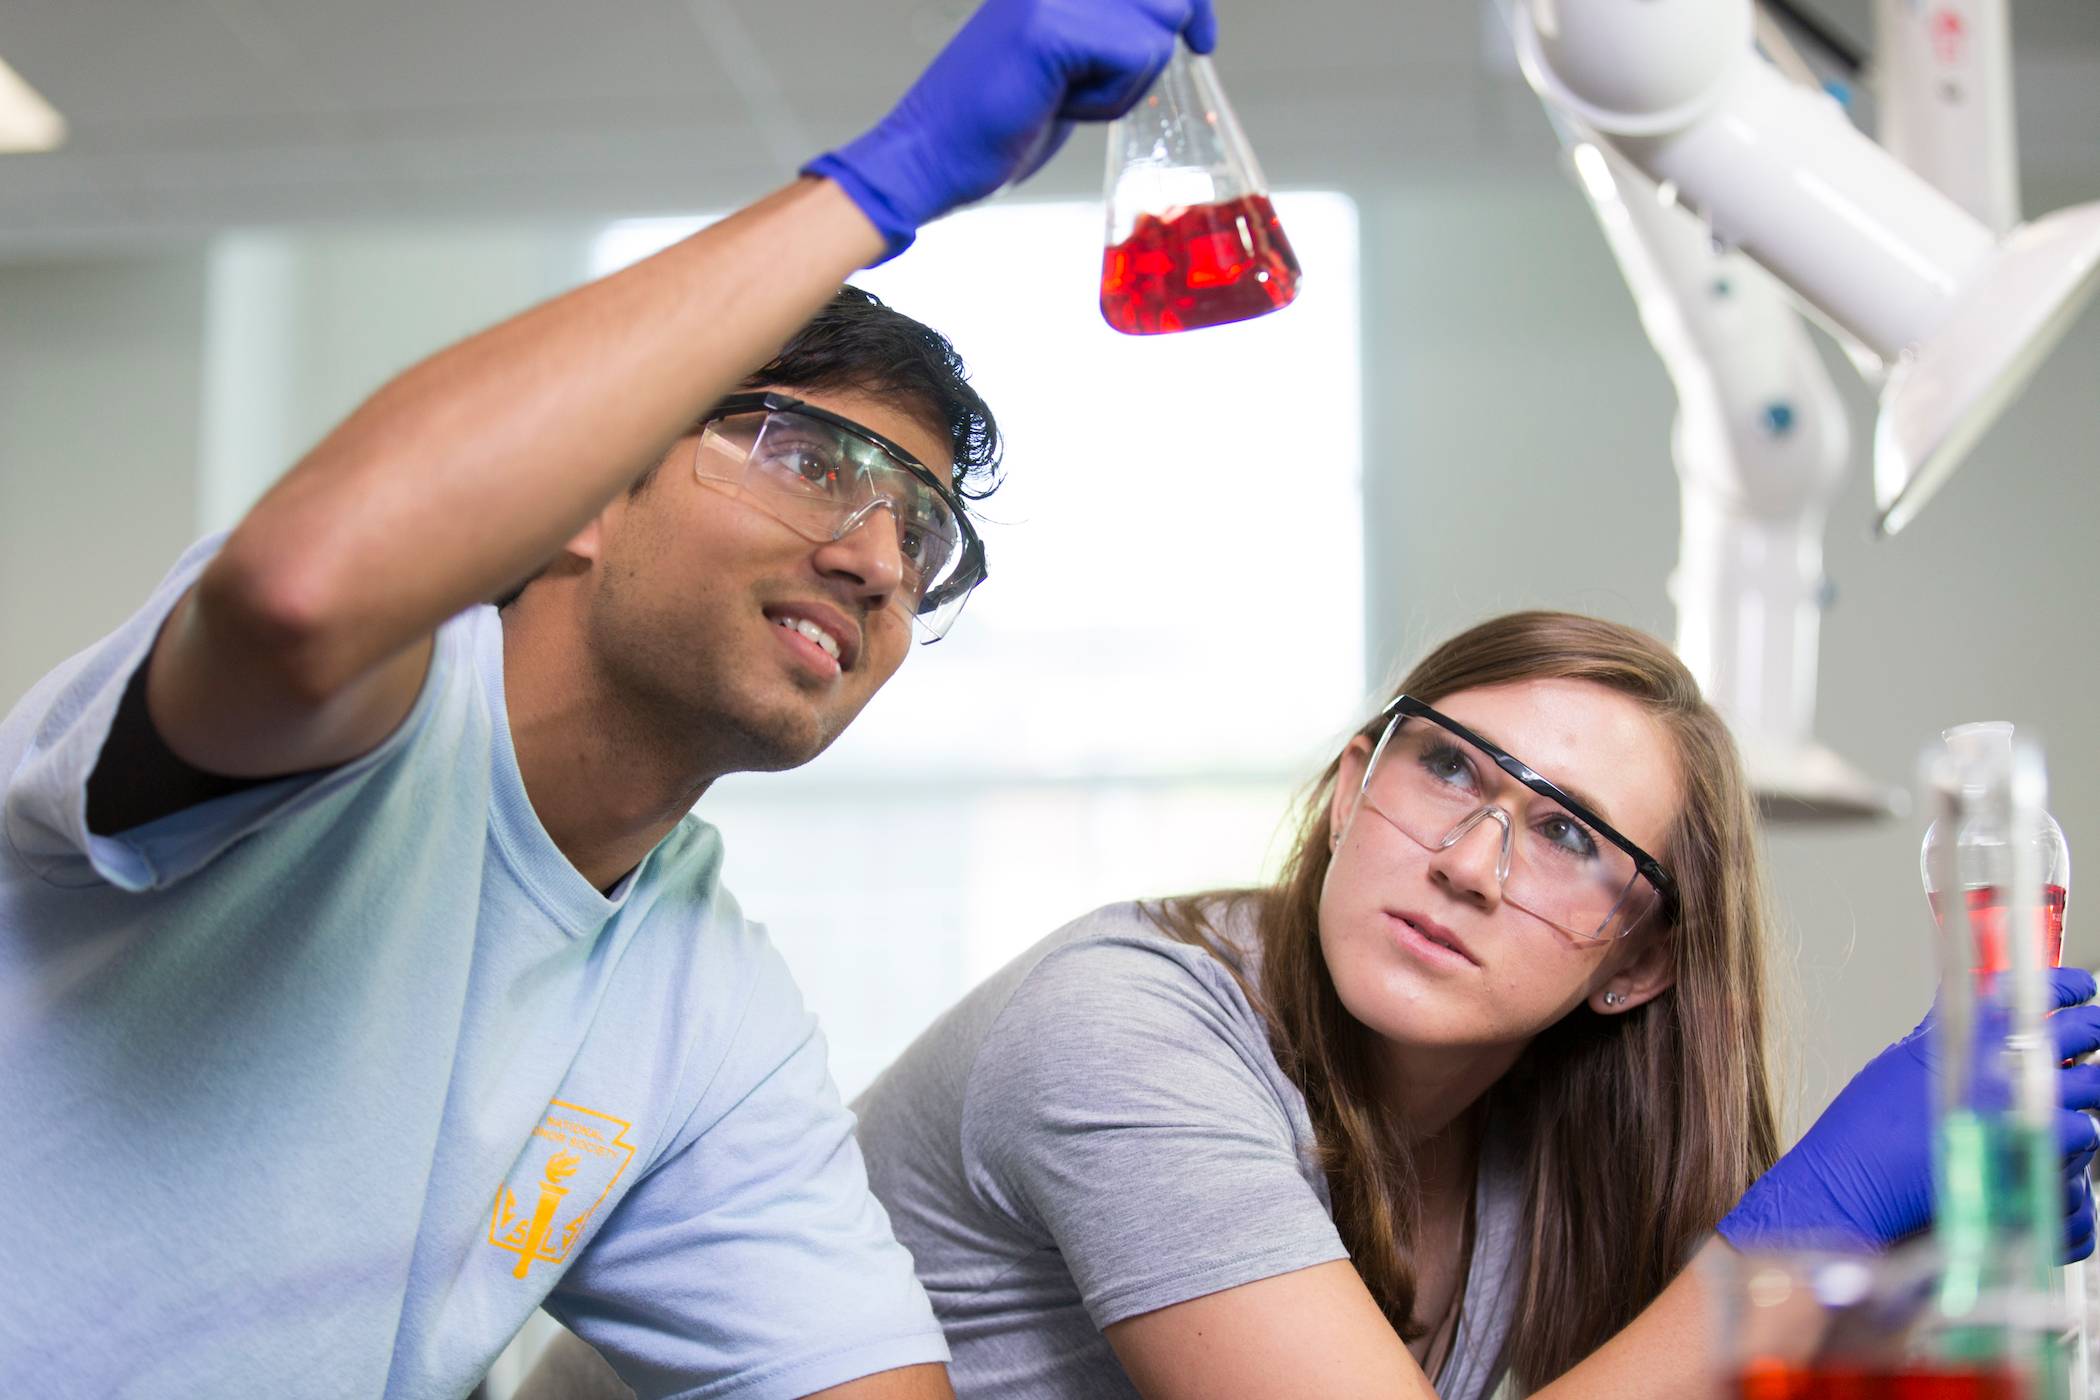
[149,0,1218,786]
[155,177,883,781]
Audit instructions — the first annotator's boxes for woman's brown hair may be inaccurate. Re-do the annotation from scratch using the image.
[1146,610,1780,1391]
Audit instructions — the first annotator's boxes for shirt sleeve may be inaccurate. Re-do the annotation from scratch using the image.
[546,936,949,1400]
[1,533,462,894]
[961,935,1350,1330]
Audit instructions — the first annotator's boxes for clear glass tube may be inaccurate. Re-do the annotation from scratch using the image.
[1922,726,2075,1393]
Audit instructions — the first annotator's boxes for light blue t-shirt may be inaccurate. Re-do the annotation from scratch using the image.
[0,536,947,1400]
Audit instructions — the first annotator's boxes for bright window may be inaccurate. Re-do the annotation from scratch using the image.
[593,193,1363,1094]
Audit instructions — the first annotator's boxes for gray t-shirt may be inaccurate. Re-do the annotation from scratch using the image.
[853,901,1524,1400]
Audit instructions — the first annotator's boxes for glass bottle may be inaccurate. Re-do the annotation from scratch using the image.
[1100,43,1301,335]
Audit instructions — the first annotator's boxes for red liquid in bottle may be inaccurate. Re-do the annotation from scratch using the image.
[1928,884,2069,975]
[1738,1361,2022,1399]
[1100,193,1302,335]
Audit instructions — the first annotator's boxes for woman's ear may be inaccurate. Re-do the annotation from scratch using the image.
[1589,927,1676,1015]
[1329,734,1376,851]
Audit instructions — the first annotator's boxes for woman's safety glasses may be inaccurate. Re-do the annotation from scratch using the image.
[692,392,988,642]
[1347,695,1679,942]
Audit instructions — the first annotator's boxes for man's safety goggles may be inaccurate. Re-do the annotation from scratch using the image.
[692,392,987,642]
[1345,695,1680,942]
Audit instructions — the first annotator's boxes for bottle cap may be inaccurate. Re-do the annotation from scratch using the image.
[1931,722,2015,776]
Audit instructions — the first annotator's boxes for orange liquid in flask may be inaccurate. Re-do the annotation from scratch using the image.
[1737,1361,2022,1400]
[1100,193,1302,335]
[1928,883,2069,975]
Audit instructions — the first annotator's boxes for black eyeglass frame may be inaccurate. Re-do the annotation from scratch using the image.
[1367,694,1681,926]
[696,391,989,618]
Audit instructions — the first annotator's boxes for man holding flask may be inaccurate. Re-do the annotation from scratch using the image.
[0,2,1214,1397]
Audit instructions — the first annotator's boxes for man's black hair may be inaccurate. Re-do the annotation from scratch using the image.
[627,283,1002,502]
[495,284,1001,608]
[736,283,1002,500]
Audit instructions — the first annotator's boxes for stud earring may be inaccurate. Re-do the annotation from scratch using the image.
[1602,991,1624,1007]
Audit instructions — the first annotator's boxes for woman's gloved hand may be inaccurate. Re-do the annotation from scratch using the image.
[804,0,1217,261]
[1719,967,2100,1257]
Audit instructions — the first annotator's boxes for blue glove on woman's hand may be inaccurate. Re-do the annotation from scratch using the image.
[805,0,1217,261]
[1719,967,2100,1256]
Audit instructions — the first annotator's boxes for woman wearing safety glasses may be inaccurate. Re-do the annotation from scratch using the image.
[850,611,2100,1398]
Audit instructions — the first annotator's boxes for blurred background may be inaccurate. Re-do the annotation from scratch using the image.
[3,0,2099,1344]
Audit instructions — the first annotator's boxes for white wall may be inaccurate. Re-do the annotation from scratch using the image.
[198,224,597,532]
[0,251,210,705]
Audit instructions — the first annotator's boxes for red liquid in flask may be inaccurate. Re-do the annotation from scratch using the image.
[1100,193,1302,335]
[1928,883,2069,975]
[1738,1362,2022,1400]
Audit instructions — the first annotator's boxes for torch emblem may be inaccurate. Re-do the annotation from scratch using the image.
[488,1099,637,1280]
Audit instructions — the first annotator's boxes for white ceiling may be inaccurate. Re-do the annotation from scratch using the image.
[0,0,2096,250]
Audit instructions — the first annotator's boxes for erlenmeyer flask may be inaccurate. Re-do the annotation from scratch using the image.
[1100,43,1301,336]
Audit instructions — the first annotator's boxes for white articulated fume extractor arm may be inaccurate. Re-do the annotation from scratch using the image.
[1503,0,2100,819]
[1568,136,1882,818]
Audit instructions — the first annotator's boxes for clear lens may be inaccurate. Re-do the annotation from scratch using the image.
[695,409,979,640]
[1358,717,1656,940]
[910,562,975,642]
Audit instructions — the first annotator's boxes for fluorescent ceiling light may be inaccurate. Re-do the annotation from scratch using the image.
[0,52,65,153]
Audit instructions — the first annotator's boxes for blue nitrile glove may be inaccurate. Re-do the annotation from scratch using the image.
[804,0,1218,262]
[1719,966,2100,1258]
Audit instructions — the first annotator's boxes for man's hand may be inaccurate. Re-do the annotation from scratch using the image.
[805,0,1218,260]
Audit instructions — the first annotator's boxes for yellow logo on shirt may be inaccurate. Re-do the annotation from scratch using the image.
[488,1100,638,1280]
